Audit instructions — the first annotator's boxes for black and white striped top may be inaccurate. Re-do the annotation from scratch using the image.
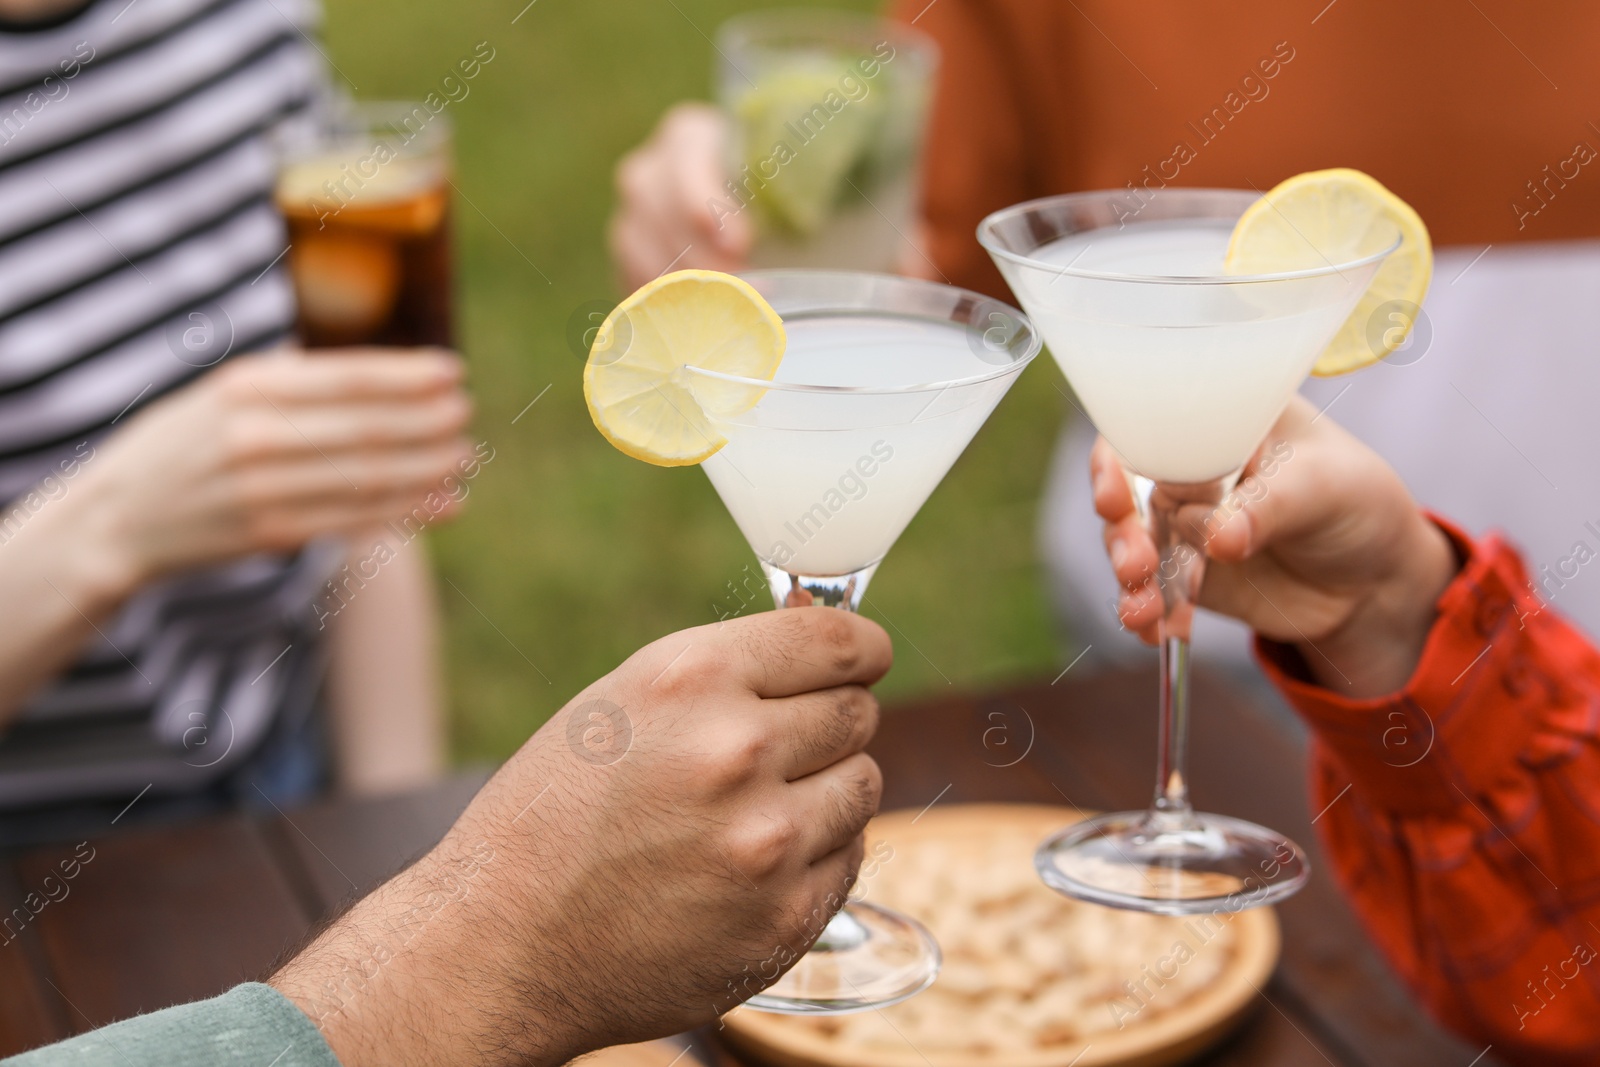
[0,0,339,809]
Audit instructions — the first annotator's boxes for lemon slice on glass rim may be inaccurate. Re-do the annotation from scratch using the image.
[1225,168,1433,377]
[583,270,786,466]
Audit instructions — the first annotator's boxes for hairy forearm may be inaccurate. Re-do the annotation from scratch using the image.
[0,485,138,724]
[270,837,562,1067]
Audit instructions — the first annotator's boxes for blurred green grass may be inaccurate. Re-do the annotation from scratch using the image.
[319,0,1076,763]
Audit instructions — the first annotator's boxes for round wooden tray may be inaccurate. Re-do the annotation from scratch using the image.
[722,804,1280,1067]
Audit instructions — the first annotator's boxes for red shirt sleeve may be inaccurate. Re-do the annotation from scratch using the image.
[1255,515,1600,1065]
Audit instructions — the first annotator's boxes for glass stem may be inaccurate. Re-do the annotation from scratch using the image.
[761,563,879,613]
[764,564,878,951]
[1133,471,1233,832]
[1154,632,1194,826]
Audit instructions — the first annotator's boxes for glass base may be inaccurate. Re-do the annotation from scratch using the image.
[1035,810,1309,915]
[761,563,879,612]
[744,902,940,1015]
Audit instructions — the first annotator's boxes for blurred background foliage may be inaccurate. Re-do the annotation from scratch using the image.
[319,0,1078,763]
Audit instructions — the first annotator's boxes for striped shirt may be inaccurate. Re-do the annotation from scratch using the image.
[0,0,338,808]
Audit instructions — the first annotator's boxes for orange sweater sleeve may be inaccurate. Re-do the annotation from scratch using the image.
[1255,516,1600,1065]
[886,0,1039,298]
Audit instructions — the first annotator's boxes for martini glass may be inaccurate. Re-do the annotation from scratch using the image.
[686,270,1041,1012]
[977,189,1400,914]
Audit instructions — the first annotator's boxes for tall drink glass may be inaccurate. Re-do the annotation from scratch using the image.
[275,100,453,348]
[715,11,936,272]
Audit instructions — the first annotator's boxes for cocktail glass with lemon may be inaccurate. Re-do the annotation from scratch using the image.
[978,172,1432,914]
[585,269,1041,1011]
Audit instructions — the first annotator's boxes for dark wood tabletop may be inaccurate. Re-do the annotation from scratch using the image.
[0,668,1498,1066]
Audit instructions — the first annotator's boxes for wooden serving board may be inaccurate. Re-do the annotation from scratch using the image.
[721,804,1280,1067]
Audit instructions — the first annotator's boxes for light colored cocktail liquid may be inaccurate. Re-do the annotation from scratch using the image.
[700,315,1009,577]
[1022,219,1363,483]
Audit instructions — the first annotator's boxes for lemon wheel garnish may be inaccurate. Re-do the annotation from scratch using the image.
[1225,168,1432,377]
[583,270,786,466]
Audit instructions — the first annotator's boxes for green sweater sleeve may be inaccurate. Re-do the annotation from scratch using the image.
[3,983,342,1066]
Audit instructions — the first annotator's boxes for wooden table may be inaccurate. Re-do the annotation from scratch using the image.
[0,669,1497,1066]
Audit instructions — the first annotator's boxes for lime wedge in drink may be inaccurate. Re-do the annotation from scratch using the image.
[733,58,886,236]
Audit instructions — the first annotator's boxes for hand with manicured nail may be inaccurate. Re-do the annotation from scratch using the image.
[1092,395,1460,697]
